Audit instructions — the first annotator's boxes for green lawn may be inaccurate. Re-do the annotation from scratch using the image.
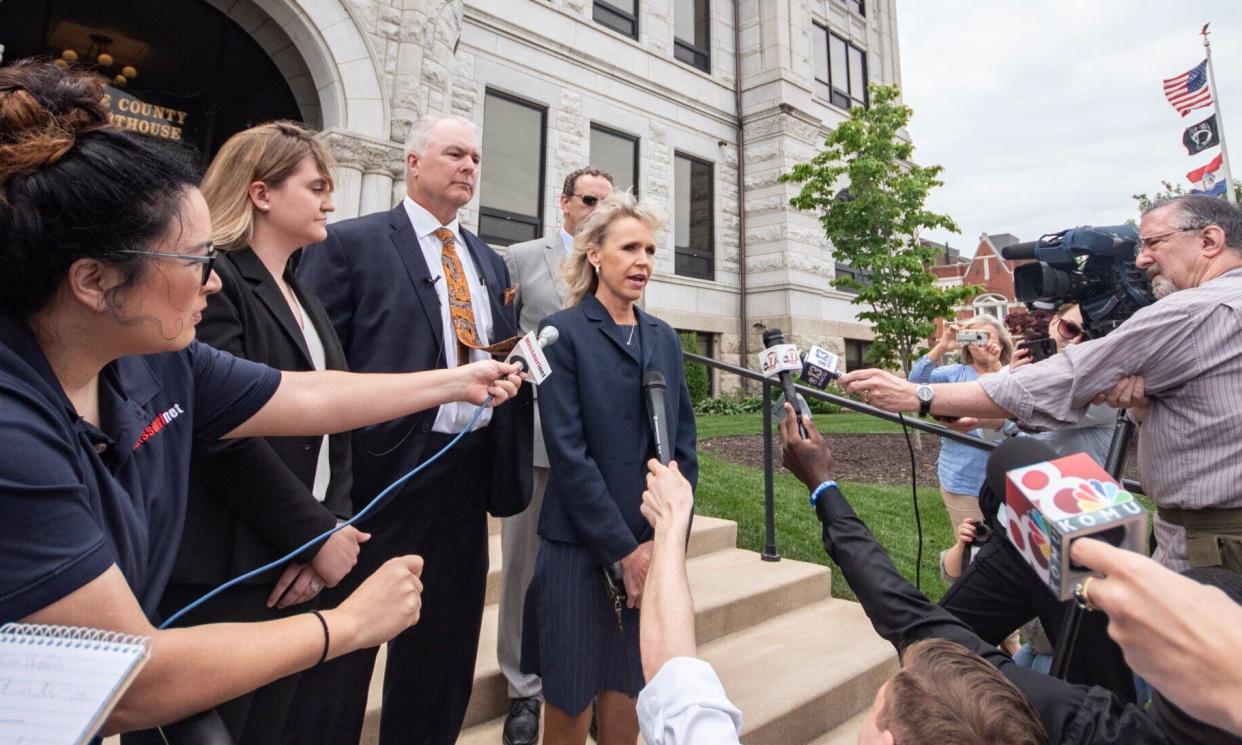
[694,410,956,603]
[696,410,908,439]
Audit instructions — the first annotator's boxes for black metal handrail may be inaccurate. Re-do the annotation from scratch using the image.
[684,352,997,447]
[683,351,1144,560]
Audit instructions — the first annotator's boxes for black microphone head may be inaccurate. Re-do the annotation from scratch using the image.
[978,437,1059,524]
[761,328,785,348]
[643,371,667,390]
[999,241,1040,261]
[986,438,1059,499]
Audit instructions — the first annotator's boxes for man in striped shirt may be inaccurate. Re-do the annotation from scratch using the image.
[841,195,1242,572]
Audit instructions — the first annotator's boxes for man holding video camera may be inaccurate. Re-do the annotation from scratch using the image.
[843,195,1242,573]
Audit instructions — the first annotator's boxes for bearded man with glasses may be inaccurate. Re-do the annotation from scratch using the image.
[844,194,1242,574]
[836,195,1242,701]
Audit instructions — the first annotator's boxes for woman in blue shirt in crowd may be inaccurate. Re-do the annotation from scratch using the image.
[0,60,520,737]
[908,315,1013,536]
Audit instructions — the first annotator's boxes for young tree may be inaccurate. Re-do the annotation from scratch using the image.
[782,84,978,374]
[1132,179,1241,211]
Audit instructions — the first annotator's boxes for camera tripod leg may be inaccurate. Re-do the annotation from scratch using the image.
[1048,413,1135,681]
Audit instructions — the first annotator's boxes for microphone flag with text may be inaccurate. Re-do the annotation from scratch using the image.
[800,345,842,390]
[759,328,809,435]
[505,326,559,384]
[999,448,1148,600]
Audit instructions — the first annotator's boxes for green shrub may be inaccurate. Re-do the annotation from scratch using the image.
[694,393,766,415]
[803,380,844,415]
[680,332,710,406]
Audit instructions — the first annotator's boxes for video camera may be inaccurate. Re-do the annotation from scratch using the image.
[1000,225,1155,338]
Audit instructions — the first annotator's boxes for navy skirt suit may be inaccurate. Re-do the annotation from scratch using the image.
[521,294,698,715]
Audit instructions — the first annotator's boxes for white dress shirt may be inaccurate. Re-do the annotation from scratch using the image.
[559,226,574,255]
[402,196,494,433]
[290,290,331,501]
[637,657,743,745]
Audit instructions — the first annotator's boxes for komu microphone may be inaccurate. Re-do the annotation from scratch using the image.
[644,371,671,465]
[995,441,1148,600]
[505,326,559,383]
[759,328,807,437]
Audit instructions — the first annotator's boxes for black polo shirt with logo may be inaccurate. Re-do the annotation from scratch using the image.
[0,313,281,622]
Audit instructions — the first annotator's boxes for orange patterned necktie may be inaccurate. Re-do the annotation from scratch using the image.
[433,227,519,365]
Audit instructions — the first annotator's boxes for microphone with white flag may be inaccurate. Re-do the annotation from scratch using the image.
[505,326,559,384]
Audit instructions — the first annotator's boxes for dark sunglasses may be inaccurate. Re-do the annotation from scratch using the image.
[1056,318,1084,339]
[120,244,218,286]
[571,193,600,207]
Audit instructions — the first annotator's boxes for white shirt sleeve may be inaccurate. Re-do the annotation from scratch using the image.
[637,657,743,745]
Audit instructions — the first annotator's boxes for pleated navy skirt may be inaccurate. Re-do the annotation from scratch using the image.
[520,537,643,716]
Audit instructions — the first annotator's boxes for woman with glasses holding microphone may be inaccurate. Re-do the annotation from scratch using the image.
[0,60,520,737]
[130,122,371,744]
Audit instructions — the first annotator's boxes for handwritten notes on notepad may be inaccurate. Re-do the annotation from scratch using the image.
[0,624,149,745]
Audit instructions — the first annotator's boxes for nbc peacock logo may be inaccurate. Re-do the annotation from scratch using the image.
[1051,479,1134,516]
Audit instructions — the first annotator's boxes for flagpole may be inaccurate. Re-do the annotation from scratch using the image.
[1203,23,1237,204]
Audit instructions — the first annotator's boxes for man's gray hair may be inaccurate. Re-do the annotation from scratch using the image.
[1143,194,1242,252]
[404,114,479,156]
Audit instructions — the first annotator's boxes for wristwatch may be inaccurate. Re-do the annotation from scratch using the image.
[915,384,935,417]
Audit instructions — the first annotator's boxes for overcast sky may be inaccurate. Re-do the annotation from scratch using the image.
[896,2,1242,256]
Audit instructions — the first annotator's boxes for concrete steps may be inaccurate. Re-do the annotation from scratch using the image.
[362,515,896,745]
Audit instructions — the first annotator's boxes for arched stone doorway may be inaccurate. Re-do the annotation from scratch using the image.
[0,0,402,219]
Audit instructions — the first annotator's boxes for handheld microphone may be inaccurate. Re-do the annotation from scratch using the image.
[995,442,1148,600]
[801,345,842,389]
[643,371,671,465]
[760,328,806,437]
[505,326,559,383]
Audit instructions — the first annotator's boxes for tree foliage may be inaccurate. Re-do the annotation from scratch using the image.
[679,331,710,405]
[1132,179,1241,212]
[781,84,978,373]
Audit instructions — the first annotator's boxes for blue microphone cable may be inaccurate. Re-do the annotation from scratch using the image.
[159,395,494,629]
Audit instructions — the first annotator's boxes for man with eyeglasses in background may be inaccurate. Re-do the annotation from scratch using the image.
[842,194,1242,575]
[497,167,614,745]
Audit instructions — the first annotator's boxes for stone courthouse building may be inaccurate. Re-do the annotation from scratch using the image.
[1,0,903,379]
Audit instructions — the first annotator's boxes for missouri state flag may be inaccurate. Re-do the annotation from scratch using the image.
[1187,153,1226,197]
[1164,60,1213,117]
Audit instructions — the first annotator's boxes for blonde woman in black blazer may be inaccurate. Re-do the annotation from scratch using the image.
[521,192,698,745]
[146,123,369,744]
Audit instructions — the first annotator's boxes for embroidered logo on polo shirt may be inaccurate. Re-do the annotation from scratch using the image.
[132,403,185,450]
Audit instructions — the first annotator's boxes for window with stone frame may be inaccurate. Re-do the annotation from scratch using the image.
[844,339,871,371]
[972,293,1011,320]
[812,24,868,110]
[838,0,865,16]
[674,0,710,72]
[590,123,639,196]
[594,0,638,39]
[478,89,546,246]
[674,152,714,280]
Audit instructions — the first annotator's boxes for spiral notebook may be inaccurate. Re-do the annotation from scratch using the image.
[0,623,150,745]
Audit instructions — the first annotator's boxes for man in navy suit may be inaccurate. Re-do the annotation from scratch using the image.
[288,114,531,745]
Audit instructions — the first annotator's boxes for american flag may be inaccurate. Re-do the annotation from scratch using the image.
[1163,60,1213,117]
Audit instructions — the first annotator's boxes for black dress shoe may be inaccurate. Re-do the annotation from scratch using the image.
[503,697,541,745]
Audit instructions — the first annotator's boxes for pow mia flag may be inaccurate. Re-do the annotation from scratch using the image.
[1183,114,1220,156]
